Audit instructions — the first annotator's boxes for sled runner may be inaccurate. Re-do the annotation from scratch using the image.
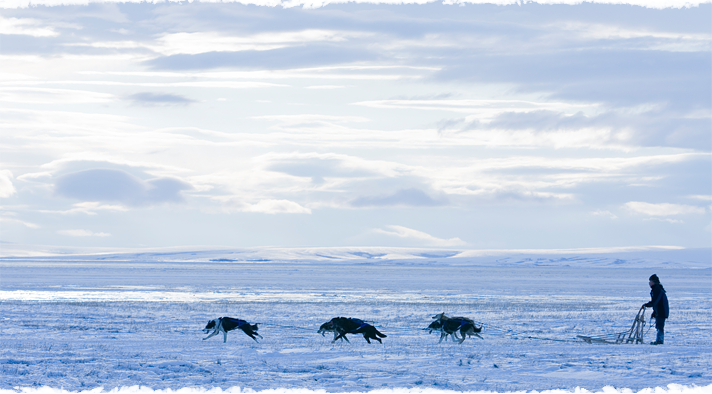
[577,306,647,344]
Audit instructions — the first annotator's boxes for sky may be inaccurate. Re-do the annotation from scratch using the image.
[0,0,710,250]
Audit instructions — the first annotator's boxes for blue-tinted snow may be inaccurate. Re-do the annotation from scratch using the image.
[0,247,710,393]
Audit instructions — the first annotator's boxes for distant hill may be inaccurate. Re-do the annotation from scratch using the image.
[1,244,709,269]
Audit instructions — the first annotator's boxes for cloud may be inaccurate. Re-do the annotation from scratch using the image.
[40,202,130,215]
[0,216,40,229]
[2,0,706,9]
[57,229,111,237]
[437,109,711,150]
[150,30,368,56]
[351,188,446,208]
[127,92,196,106]
[213,197,311,214]
[554,21,711,52]
[29,80,286,89]
[54,169,192,206]
[262,152,385,183]
[248,199,312,214]
[374,225,466,247]
[0,16,59,37]
[624,201,706,216]
[80,66,430,81]
[688,195,712,201]
[354,99,587,117]
[435,49,710,110]
[253,114,370,131]
[591,210,618,220]
[305,85,346,89]
[450,188,575,204]
[0,88,115,104]
[145,44,377,71]
[0,170,17,198]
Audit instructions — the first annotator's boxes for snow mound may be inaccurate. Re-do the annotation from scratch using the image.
[1,245,709,269]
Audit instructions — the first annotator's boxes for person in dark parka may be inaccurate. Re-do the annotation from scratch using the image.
[643,274,669,345]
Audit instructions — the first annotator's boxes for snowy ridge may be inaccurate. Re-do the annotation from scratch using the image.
[1,244,709,269]
[1,386,711,394]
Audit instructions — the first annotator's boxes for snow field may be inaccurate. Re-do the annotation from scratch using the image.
[2,293,710,392]
[1,253,711,393]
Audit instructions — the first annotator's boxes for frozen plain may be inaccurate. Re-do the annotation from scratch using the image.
[0,246,711,394]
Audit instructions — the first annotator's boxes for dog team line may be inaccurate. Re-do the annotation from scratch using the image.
[203,313,483,344]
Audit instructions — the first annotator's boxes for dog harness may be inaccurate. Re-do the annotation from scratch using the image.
[453,319,469,329]
[350,318,368,329]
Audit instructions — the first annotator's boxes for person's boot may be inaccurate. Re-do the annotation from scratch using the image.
[651,330,664,345]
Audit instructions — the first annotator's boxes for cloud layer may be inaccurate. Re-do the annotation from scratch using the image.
[0,1,709,249]
[55,169,192,207]
[3,0,708,8]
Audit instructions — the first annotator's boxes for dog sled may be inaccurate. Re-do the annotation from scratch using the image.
[577,306,647,344]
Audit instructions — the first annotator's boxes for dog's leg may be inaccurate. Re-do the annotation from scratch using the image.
[223,331,228,343]
[203,329,219,340]
[243,330,261,342]
[458,329,467,344]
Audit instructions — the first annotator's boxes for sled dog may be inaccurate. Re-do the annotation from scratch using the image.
[429,313,483,344]
[203,317,262,343]
[318,317,387,344]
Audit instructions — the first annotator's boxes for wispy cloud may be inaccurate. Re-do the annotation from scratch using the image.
[555,21,712,52]
[0,88,115,104]
[57,229,111,237]
[625,201,706,216]
[152,30,369,56]
[305,85,347,89]
[126,92,196,106]
[0,170,17,198]
[351,188,446,208]
[591,210,618,220]
[354,99,589,117]
[212,197,311,214]
[688,195,712,201]
[0,216,39,229]
[40,202,129,215]
[0,16,59,37]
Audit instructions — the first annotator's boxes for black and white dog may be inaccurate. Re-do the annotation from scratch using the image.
[318,317,387,344]
[203,317,262,343]
[428,313,483,344]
